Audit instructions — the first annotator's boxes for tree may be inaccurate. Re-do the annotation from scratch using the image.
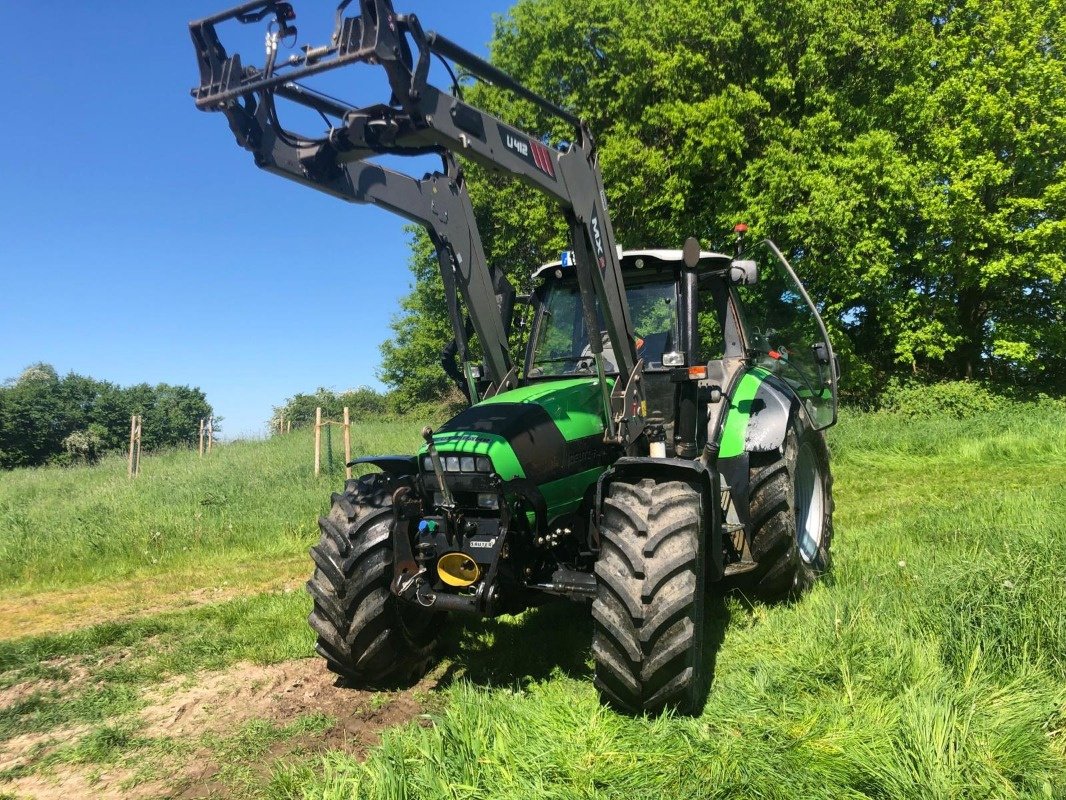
[0,364,214,469]
[377,230,459,410]
[271,385,393,430]
[377,0,1066,402]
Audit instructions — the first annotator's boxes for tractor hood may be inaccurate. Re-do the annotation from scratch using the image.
[419,378,614,485]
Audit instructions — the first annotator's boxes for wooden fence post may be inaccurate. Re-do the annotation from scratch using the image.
[128,414,142,477]
[207,417,214,454]
[198,418,205,457]
[343,406,352,480]
[314,407,322,477]
[128,415,136,477]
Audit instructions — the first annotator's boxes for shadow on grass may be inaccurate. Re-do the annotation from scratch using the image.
[435,600,594,690]
[434,592,733,716]
[694,593,731,713]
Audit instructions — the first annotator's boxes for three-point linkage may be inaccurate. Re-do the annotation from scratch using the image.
[189,0,645,442]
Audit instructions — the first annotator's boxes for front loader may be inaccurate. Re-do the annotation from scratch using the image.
[189,0,840,714]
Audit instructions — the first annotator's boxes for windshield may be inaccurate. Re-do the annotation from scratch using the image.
[528,279,677,377]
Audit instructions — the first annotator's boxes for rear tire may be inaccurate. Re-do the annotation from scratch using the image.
[592,479,706,715]
[306,474,442,687]
[736,423,834,601]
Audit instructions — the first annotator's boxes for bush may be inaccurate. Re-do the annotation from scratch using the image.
[878,379,1004,418]
[272,386,394,430]
[271,385,462,433]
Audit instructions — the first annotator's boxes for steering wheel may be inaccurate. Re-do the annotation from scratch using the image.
[577,331,616,373]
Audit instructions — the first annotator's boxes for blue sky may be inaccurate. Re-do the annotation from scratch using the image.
[0,0,511,438]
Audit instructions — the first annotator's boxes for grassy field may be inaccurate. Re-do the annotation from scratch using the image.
[0,406,1064,798]
[0,419,434,639]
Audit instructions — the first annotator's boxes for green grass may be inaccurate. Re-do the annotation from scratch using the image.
[0,590,313,749]
[1,406,1064,798]
[278,407,1066,799]
[0,419,433,593]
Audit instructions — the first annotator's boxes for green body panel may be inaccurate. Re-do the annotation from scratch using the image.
[540,466,605,517]
[416,378,613,526]
[420,430,525,481]
[477,378,611,442]
[718,367,771,459]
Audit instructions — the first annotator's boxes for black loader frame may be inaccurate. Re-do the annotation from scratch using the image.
[190,0,645,437]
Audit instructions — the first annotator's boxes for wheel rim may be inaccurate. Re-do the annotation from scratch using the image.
[794,441,825,564]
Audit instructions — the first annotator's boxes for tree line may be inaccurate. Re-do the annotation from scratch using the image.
[270,384,461,430]
[379,0,1065,406]
[0,363,214,469]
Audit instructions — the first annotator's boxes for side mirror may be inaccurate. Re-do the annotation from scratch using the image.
[682,237,701,269]
[811,341,830,365]
[729,259,758,285]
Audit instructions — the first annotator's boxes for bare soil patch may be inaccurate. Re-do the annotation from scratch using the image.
[141,657,423,744]
[2,658,428,799]
[149,658,428,799]
[3,763,170,800]
[0,726,87,775]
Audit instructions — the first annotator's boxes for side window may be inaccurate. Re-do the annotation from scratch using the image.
[696,286,724,363]
[529,285,583,376]
[737,241,837,429]
[627,281,677,367]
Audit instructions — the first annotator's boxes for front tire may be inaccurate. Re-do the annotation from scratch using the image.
[306,474,442,687]
[592,479,706,715]
[737,423,834,601]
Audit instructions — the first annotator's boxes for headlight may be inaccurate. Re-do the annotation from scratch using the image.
[662,351,686,367]
[477,493,499,510]
[423,453,495,474]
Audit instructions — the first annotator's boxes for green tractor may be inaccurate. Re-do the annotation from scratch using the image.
[189,0,838,714]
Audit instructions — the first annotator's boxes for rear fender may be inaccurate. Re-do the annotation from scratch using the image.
[720,372,803,457]
[596,457,723,581]
[716,379,813,544]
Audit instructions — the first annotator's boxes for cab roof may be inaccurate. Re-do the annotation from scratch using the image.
[532,248,733,280]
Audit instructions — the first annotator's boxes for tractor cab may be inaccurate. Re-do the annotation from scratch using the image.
[524,241,838,459]
[526,248,740,459]
[527,249,732,374]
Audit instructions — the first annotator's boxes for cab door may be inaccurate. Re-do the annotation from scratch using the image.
[736,240,838,429]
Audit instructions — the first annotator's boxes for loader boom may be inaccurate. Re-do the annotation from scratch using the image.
[189,0,645,442]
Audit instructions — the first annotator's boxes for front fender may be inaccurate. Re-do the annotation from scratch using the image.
[348,455,418,476]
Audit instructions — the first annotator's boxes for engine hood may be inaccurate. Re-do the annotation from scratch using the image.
[420,378,614,485]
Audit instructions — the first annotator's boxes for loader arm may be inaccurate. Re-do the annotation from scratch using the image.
[245,93,517,397]
[189,0,644,443]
